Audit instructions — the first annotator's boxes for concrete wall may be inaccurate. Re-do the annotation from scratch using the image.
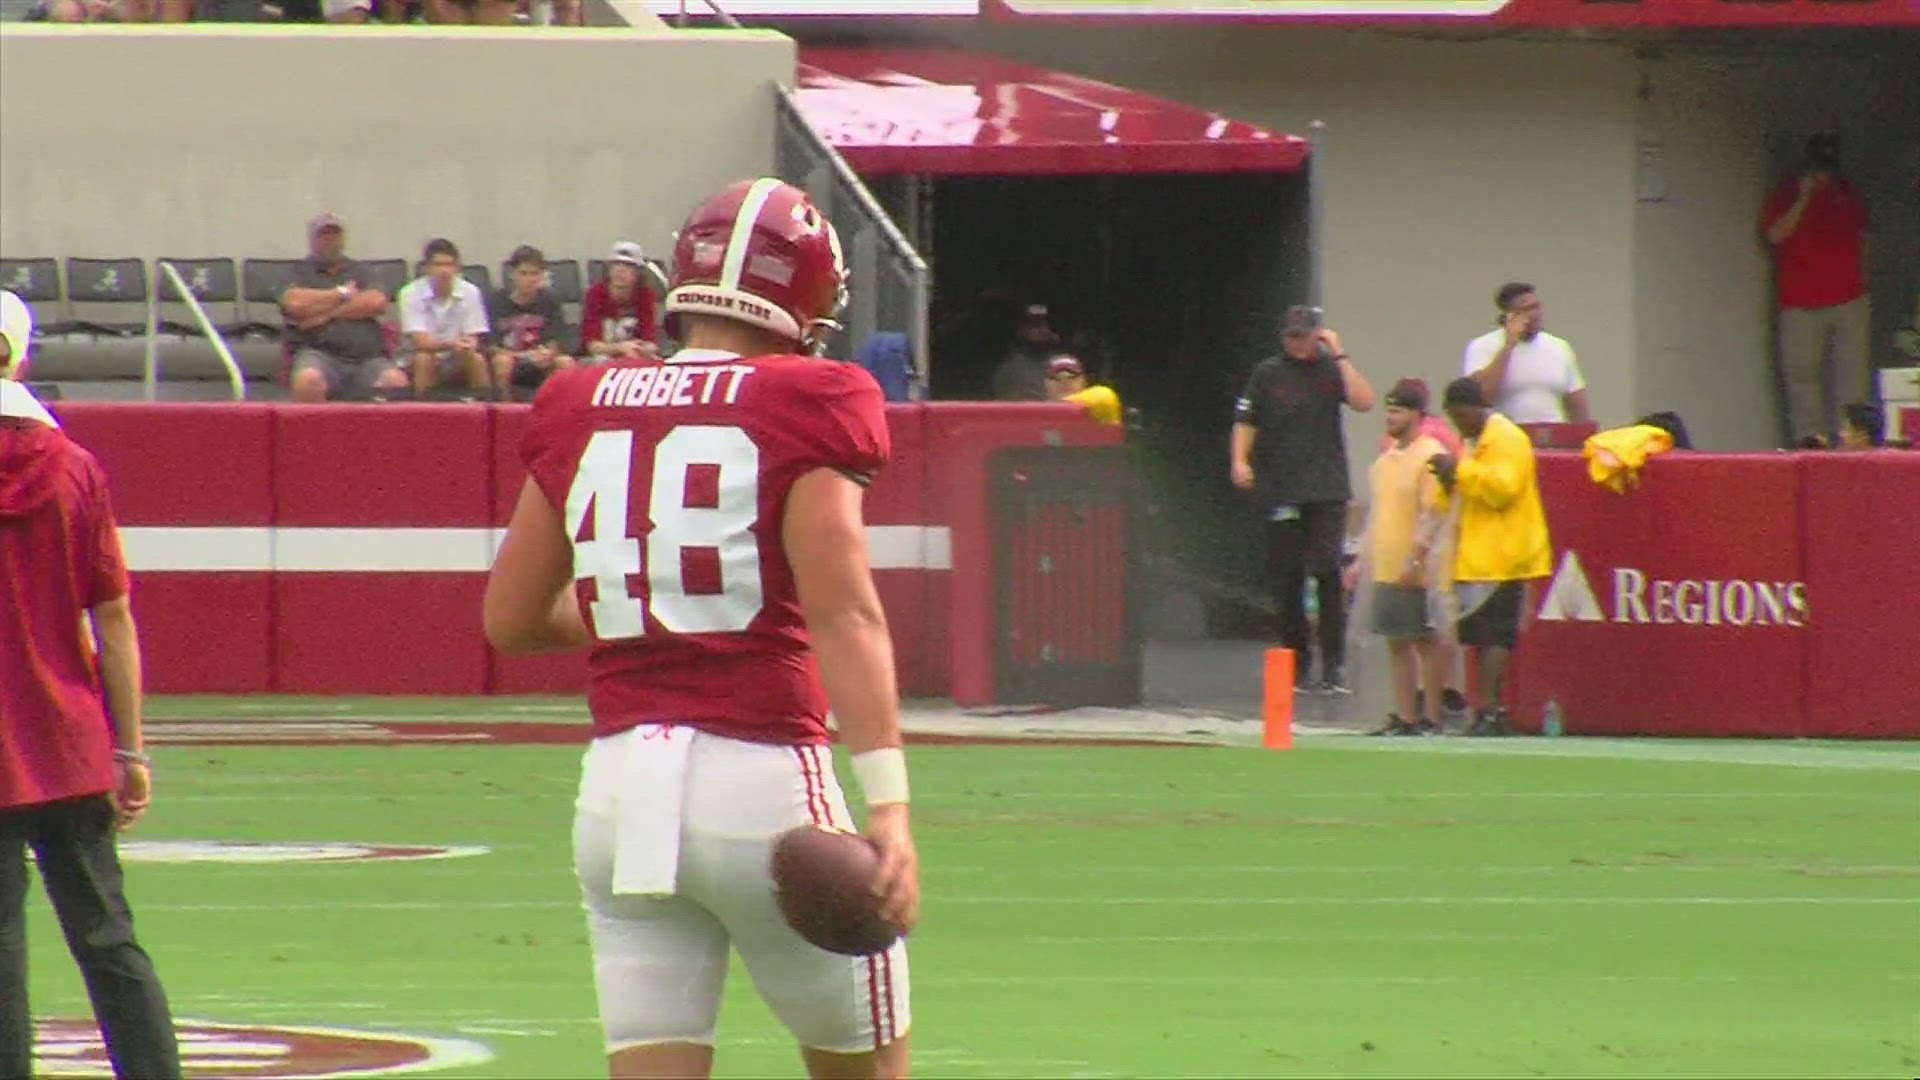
[0,23,793,272]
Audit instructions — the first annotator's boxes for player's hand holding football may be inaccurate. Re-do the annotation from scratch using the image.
[864,802,920,934]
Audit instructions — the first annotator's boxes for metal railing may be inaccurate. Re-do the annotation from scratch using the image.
[146,260,245,401]
[773,89,931,397]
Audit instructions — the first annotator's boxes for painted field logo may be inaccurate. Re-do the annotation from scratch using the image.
[34,1019,491,1078]
[119,840,489,864]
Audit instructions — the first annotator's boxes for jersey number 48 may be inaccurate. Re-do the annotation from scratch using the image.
[564,426,764,640]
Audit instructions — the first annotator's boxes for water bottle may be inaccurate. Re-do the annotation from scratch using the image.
[1541,698,1564,738]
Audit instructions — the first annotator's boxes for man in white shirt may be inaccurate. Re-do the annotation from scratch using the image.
[397,238,491,400]
[1462,282,1590,425]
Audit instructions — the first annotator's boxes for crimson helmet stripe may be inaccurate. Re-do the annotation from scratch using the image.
[718,177,786,294]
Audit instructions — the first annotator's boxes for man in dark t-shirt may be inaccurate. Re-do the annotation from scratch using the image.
[487,245,576,401]
[1230,306,1377,693]
[280,214,405,402]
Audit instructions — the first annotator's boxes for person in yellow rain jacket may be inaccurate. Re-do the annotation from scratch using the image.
[1427,377,1551,737]
[1044,354,1122,425]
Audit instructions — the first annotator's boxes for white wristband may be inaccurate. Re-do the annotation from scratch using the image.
[850,747,910,807]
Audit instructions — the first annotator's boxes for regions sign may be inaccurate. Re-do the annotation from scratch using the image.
[34,1019,490,1079]
[1535,551,1808,629]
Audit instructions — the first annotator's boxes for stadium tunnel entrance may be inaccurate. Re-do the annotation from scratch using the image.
[796,46,1315,630]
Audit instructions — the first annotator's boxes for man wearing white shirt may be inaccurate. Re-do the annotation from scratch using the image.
[397,238,491,400]
[1462,282,1590,425]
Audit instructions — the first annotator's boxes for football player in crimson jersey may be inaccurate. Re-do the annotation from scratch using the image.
[485,177,916,1079]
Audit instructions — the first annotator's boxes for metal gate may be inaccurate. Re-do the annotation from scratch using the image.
[989,445,1141,707]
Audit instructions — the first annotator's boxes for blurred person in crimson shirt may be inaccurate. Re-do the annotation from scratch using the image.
[579,241,661,364]
[1,328,180,1077]
[1762,134,1872,444]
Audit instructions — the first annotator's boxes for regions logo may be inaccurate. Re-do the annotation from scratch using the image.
[118,840,489,864]
[34,1019,491,1078]
[1536,551,1808,628]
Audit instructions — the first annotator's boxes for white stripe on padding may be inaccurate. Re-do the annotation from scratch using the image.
[277,527,497,573]
[121,527,272,572]
[718,177,784,293]
[121,525,953,573]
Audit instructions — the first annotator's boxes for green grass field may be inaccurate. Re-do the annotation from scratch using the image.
[22,697,1920,1078]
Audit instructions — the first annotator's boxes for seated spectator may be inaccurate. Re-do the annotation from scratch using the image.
[1838,401,1885,450]
[397,238,491,401]
[280,214,405,403]
[488,245,574,401]
[36,0,185,19]
[424,0,511,23]
[1043,354,1121,424]
[992,303,1058,401]
[579,242,659,363]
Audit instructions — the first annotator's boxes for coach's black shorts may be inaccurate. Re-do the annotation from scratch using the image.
[1456,580,1524,649]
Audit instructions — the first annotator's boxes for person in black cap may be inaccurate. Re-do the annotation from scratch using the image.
[1426,377,1551,736]
[1761,133,1872,445]
[991,304,1059,401]
[1231,305,1376,693]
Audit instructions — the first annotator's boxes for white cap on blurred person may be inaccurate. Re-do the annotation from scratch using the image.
[608,241,645,267]
[1,289,33,379]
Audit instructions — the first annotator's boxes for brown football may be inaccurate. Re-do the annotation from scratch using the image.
[770,825,900,956]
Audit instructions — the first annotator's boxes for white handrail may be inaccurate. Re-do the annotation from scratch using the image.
[157,260,246,401]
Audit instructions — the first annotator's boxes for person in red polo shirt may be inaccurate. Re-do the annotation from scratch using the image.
[1,336,180,1077]
[1762,133,1872,445]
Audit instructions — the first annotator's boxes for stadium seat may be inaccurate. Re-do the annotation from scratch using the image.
[462,264,493,293]
[0,256,84,337]
[156,257,244,338]
[65,257,174,338]
[240,259,304,339]
[361,258,411,302]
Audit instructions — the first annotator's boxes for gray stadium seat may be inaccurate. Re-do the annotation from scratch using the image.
[240,259,303,338]
[462,264,492,293]
[360,258,410,301]
[65,257,165,337]
[157,257,243,337]
[0,256,82,336]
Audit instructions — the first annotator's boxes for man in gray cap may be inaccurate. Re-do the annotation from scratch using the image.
[279,213,407,402]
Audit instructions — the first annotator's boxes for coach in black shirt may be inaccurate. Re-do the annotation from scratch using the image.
[1230,307,1377,692]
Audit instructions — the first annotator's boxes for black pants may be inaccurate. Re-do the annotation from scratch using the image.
[0,795,180,1080]
[1266,501,1347,679]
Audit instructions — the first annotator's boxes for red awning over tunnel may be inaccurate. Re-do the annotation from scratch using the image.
[794,47,1311,176]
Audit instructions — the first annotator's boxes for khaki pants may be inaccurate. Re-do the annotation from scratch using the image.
[1778,295,1870,441]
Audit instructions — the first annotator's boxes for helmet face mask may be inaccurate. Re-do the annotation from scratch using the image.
[665,178,850,357]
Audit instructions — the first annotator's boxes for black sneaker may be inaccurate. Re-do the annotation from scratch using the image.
[1318,666,1353,696]
[1413,719,1442,737]
[1467,708,1515,737]
[1294,670,1316,695]
[1370,715,1419,737]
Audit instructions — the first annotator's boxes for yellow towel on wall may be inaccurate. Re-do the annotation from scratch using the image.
[1584,424,1675,493]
